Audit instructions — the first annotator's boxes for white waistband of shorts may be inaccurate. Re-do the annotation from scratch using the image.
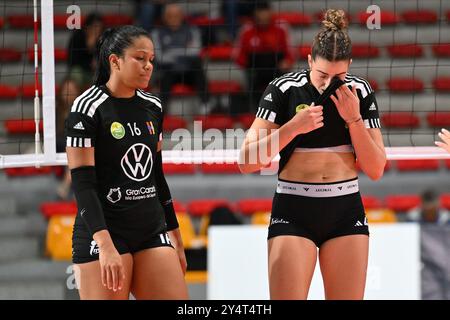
[276,178,359,197]
[294,144,354,153]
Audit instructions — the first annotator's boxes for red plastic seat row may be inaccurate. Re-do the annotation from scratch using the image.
[0,83,59,99]
[169,81,243,97]
[7,14,133,29]
[40,201,77,218]
[426,112,450,127]
[272,12,312,26]
[432,44,450,57]
[433,77,450,92]
[396,160,440,171]
[27,48,68,62]
[4,166,64,177]
[381,112,420,128]
[4,119,43,134]
[387,78,424,93]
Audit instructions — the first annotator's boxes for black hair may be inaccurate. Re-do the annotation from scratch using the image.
[93,25,151,86]
[312,9,352,61]
[422,189,438,204]
[84,12,103,28]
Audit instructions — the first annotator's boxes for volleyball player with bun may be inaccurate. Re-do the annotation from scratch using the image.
[65,25,188,299]
[239,9,386,299]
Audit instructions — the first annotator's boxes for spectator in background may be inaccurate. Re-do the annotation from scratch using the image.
[221,0,259,41]
[435,128,450,153]
[151,4,211,113]
[233,1,295,112]
[134,0,167,32]
[56,77,80,200]
[67,12,104,88]
[406,189,449,225]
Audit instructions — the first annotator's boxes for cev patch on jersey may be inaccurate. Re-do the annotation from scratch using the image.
[295,104,310,113]
[111,122,125,139]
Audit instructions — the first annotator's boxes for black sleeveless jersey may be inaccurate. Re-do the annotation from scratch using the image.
[255,69,381,173]
[65,85,166,237]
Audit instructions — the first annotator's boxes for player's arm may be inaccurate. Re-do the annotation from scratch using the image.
[66,108,124,291]
[66,147,110,245]
[331,85,386,180]
[155,141,187,274]
[239,84,323,173]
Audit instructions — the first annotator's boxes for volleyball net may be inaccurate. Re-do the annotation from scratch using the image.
[0,0,450,170]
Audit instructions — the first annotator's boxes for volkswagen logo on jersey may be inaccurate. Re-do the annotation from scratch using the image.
[121,143,153,181]
[107,187,122,203]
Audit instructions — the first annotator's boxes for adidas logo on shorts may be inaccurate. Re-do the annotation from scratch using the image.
[264,93,273,102]
[369,103,376,111]
[73,121,85,130]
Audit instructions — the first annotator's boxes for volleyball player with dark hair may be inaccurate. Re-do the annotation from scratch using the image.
[65,25,188,299]
[239,9,386,299]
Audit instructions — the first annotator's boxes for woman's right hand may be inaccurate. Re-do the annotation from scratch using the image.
[94,230,125,292]
[288,103,324,136]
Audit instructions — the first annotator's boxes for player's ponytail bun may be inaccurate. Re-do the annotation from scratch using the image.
[311,9,351,61]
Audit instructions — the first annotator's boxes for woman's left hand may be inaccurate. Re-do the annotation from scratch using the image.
[168,229,188,275]
[330,85,361,124]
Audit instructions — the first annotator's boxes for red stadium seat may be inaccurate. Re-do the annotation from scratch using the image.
[200,163,240,174]
[102,15,134,27]
[8,15,34,28]
[441,194,450,210]
[396,159,440,171]
[381,112,420,128]
[368,79,379,92]
[187,199,233,217]
[387,44,423,58]
[4,119,43,134]
[236,198,272,216]
[0,84,19,99]
[426,112,450,127]
[357,11,399,25]
[446,160,450,169]
[356,160,391,172]
[272,12,312,26]
[171,83,195,96]
[5,166,54,177]
[0,48,22,62]
[0,18,4,29]
[387,78,424,93]
[236,113,255,129]
[402,10,438,24]
[163,115,187,131]
[194,114,234,130]
[385,195,421,212]
[208,81,242,95]
[361,195,383,210]
[351,44,380,58]
[433,77,450,92]
[201,45,233,60]
[432,44,450,57]
[27,48,68,63]
[186,16,225,26]
[172,200,186,213]
[298,45,311,59]
[446,11,450,22]
[40,201,77,218]
[20,83,41,98]
[162,163,196,175]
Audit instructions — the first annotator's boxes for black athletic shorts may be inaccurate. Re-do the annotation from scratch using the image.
[268,178,369,247]
[72,218,173,264]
